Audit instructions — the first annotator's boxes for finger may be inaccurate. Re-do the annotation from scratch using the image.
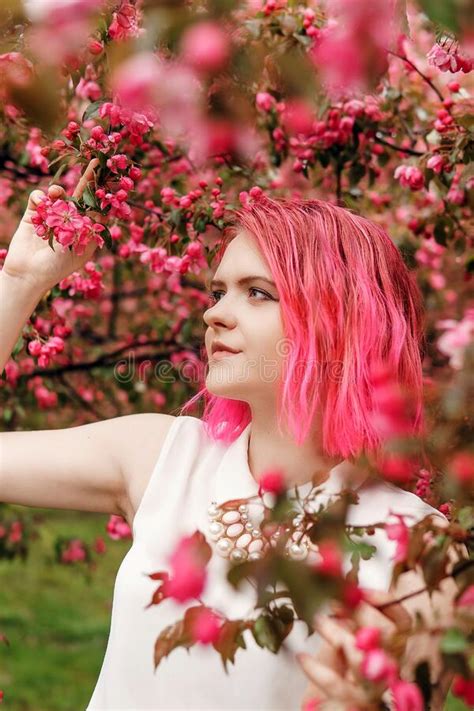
[47,184,66,200]
[301,681,326,705]
[313,615,362,670]
[360,590,412,633]
[317,639,346,678]
[27,190,46,209]
[297,654,367,705]
[72,158,100,200]
[22,190,46,223]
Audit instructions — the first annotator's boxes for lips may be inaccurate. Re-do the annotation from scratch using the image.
[211,341,241,355]
[212,349,240,360]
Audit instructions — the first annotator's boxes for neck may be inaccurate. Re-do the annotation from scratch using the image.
[246,407,344,489]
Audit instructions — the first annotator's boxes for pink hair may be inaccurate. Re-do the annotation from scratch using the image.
[179,196,426,462]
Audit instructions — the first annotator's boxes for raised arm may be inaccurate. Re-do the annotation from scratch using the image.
[0,162,175,525]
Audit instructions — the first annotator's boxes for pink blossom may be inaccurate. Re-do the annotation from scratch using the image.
[34,384,58,409]
[313,541,343,576]
[180,21,230,74]
[426,154,447,174]
[8,520,23,543]
[309,0,400,98]
[111,52,162,114]
[108,2,142,41]
[256,92,276,112]
[427,44,473,74]
[27,1,101,66]
[61,538,87,564]
[429,272,446,290]
[0,178,14,206]
[257,468,286,495]
[162,534,208,603]
[390,680,424,711]
[379,453,418,484]
[385,514,409,564]
[355,626,381,652]
[94,536,107,554]
[457,585,474,607]
[25,128,49,174]
[369,363,418,440]
[107,154,129,173]
[88,38,104,55]
[59,263,105,299]
[360,648,397,683]
[394,165,424,191]
[452,675,474,706]
[280,98,315,136]
[436,310,474,370]
[449,452,474,485]
[189,608,222,645]
[32,196,105,256]
[0,52,34,102]
[106,514,132,540]
[446,186,465,205]
[75,77,101,101]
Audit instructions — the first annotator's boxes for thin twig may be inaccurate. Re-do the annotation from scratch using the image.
[387,50,444,103]
[16,339,183,381]
[374,135,424,157]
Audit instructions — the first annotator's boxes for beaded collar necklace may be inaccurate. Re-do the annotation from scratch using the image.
[206,423,361,565]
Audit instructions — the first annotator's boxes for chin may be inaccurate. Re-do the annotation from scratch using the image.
[205,367,254,400]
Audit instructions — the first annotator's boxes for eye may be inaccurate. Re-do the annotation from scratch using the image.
[206,287,272,305]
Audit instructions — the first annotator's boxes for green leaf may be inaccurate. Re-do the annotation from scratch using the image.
[252,610,293,654]
[440,628,468,654]
[51,161,68,184]
[433,216,453,246]
[458,506,474,529]
[12,334,24,356]
[348,162,366,186]
[456,115,474,131]
[318,152,330,168]
[345,537,377,561]
[101,225,113,251]
[194,216,208,233]
[82,184,98,210]
[82,100,104,123]
[417,0,460,34]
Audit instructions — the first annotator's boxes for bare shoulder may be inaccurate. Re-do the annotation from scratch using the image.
[112,412,176,528]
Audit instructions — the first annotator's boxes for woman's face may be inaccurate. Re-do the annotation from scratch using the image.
[203,231,285,403]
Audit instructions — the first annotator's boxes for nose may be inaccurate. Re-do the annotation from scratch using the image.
[203,296,238,330]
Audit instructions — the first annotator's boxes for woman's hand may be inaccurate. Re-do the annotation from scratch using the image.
[2,158,101,295]
[297,570,459,710]
[297,589,412,710]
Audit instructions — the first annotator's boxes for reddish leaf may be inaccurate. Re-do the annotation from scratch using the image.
[154,618,194,670]
[212,619,252,674]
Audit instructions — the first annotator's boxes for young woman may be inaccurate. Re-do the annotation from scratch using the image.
[0,164,452,710]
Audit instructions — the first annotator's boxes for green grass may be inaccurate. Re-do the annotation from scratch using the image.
[0,508,131,710]
[0,508,468,710]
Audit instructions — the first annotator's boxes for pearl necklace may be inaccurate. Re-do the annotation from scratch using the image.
[207,494,321,564]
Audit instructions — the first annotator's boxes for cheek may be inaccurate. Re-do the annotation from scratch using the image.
[251,320,285,360]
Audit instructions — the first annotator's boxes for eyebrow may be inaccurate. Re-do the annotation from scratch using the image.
[206,275,277,290]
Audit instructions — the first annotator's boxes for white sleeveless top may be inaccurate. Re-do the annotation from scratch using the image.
[86,415,443,711]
